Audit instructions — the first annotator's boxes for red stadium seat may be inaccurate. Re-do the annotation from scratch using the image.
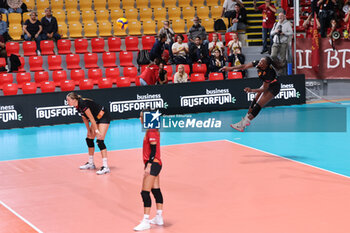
[125,36,139,51]
[29,56,44,71]
[190,73,205,82]
[225,32,236,44]
[84,53,99,69]
[2,83,18,95]
[23,41,37,56]
[6,42,20,56]
[52,70,67,86]
[142,35,155,50]
[163,65,173,80]
[209,72,224,81]
[48,55,63,70]
[88,68,103,84]
[0,58,6,71]
[0,73,13,89]
[91,38,105,53]
[105,67,120,83]
[102,52,117,67]
[70,69,85,85]
[79,79,94,90]
[40,81,56,93]
[18,57,25,72]
[16,72,32,87]
[116,76,131,87]
[57,39,72,54]
[40,40,55,55]
[60,80,76,91]
[296,34,305,39]
[98,78,113,89]
[119,51,134,67]
[66,54,81,70]
[22,82,37,94]
[208,32,222,42]
[34,71,49,86]
[108,37,121,52]
[75,38,89,53]
[192,63,207,74]
[123,66,137,82]
[227,71,243,79]
[176,64,190,74]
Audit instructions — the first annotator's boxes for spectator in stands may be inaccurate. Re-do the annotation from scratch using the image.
[209,33,225,56]
[327,18,343,39]
[158,21,175,62]
[209,49,225,74]
[228,47,246,77]
[157,61,168,85]
[173,64,188,83]
[0,30,6,64]
[221,0,244,27]
[189,36,209,73]
[188,16,207,45]
[270,12,293,75]
[23,11,42,54]
[149,33,166,62]
[41,8,61,41]
[227,4,247,32]
[303,14,321,39]
[0,13,7,40]
[172,34,189,65]
[227,33,242,56]
[139,58,161,86]
[0,0,8,15]
[7,0,22,13]
[317,0,336,37]
[254,0,276,54]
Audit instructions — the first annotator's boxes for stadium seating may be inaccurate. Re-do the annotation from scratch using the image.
[6,42,20,56]
[171,18,186,34]
[66,54,81,70]
[0,73,13,89]
[102,52,117,68]
[108,37,122,52]
[84,53,99,69]
[23,41,37,56]
[22,82,37,94]
[96,9,109,22]
[40,40,55,55]
[128,20,142,36]
[163,65,173,79]
[192,63,207,75]
[105,67,120,83]
[40,81,56,93]
[8,24,22,41]
[79,0,92,11]
[116,76,131,87]
[209,72,224,80]
[94,0,107,10]
[84,22,98,37]
[191,73,205,82]
[18,57,26,73]
[60,80,76,91]
[23,0,35,10]
[98,21,113,37]
[125,36,139,51]
[98,78,113,89]
[227,71,243,79]
[81,10,95,23]
[142,20,157,35]
[51,0,64,9]
[75,39,89,53]
[58,23,68,38]
[182,6,195,20]
[142,35,156,50]
[69,23,83,38]
[29,56,44,72]
[52,70,67,86]
[8,13,21,24]
[139,7,153,20]
[79,78,94,90]
[168,7,181,20]
[65,0,78,10]
[34,71,49,85]
[88,68,103,84]
[2,83,18,96]
[150,0,162,8]
[36,0,49,11]
[17,73,32,87]
[153,8,167,22]
[119,51,134,67]
[196,6,210,19]
[91,38,105,53]
[48,55,63,71]
[71,69,85,85]
[57,39,72,54]
[123,66,138,82]
[121,0,134,9]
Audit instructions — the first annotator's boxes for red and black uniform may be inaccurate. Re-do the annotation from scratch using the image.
[143,129,162,176]
[252,60,280,96]
[76,98,111,124]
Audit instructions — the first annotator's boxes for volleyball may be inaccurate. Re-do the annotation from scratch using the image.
[116,18,128,30]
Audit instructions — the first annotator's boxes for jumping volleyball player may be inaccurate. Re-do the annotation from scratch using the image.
[221,56,282,132]
[134,110,164,231]
[66,92,111,175]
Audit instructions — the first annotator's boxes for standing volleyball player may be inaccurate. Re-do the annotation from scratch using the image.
[221,56,282,132]
[134,110,164,231]
[66,92,111,175]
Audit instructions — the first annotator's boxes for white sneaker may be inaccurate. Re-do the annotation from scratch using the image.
[150,215,164,225]
[79,162,96,170]
[96,166,110,175]
[231,118,246,132]
[134,219,151,231]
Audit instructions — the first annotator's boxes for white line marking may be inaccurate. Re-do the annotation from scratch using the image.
[223,139,350,179]
[0,200,43,233]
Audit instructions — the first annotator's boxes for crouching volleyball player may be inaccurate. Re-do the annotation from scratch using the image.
[134,110,164,231]
[66,92,111,175]
[220,56,282,132]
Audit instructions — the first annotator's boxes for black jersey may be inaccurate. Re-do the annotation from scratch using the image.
[252,60,277,83]
[76,98,104,121]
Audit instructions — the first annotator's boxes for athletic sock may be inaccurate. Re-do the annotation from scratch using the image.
[143,214,150,220]
[156,210,163,216]
[89,156,94,164]
[102,158,108,167]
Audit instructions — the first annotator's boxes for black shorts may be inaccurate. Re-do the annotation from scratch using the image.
[96,110,111,124]
[267,81,281,96]
[145,162,162,176]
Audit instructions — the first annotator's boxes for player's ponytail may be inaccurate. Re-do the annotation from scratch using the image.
[67,92,82,100]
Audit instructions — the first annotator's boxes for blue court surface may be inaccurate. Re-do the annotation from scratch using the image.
[1,101,349,177]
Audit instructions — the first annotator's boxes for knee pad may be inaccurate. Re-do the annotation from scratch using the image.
[96,139,106,151]
[151,188,163,204]
[249,99,257,109]
[141,191,151,207]
[86,138,94,148]
[251,103,262,117]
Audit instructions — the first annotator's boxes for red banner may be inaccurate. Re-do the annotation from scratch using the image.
[311,13,319,72]
[296,38,350,79]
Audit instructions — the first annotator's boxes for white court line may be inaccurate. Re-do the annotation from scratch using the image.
[0,200,43,233]
[224,139,350,179]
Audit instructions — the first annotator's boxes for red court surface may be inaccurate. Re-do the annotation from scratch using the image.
[1,140,350,233]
